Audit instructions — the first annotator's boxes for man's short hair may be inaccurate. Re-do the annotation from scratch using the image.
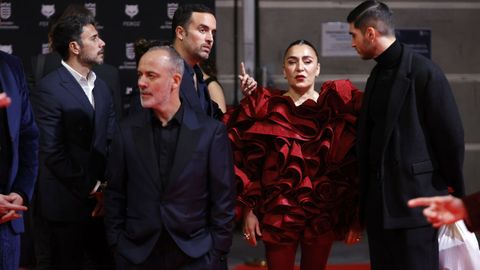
[171,4,215,40]
[145,46,185,77]
[347,0,395,36]
[51,5,96,60]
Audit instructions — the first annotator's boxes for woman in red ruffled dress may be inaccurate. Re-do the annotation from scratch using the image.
[224,40,364,270]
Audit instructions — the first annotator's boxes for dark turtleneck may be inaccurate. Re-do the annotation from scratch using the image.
[368,40,402,170]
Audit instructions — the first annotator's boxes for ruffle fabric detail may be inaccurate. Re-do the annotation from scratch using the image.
[224,80,363,244]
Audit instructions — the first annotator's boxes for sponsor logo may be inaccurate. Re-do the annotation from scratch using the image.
[42,43,50,54]
[41,4,55,19]
[125,43,135,60]
[84,3,96,17]
[0,2,12,20]
[125,4,138,19]
[119,43,137,70]
[167,3,178,20]
[0,44,13,54]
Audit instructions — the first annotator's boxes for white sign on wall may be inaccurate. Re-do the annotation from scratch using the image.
[321,22,357,57]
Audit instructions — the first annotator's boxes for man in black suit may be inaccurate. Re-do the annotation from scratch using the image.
[30,10,115,270]
[29,4,123,120]
[171,4,223,120]
[31,52,123,119]
[347,1,464,270]
[104,46,235,269]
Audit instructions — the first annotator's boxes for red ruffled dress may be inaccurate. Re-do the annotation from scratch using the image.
[224,80,363,245]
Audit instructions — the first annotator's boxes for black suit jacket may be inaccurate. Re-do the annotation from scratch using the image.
[357,44,465,229]
[30,66,115,222]
[0,51,39,233]
[181,62,222,119]
[30,52,123,119]
[104,105,235,264]
[463,192,480,232]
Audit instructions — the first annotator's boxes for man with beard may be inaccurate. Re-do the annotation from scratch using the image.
[171,4,223,120]
[30,10,115,270]
[104,45,235,270]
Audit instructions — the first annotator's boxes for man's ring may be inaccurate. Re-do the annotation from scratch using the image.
[244,233,250,239]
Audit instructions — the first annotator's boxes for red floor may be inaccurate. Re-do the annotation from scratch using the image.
[234,264,370,270]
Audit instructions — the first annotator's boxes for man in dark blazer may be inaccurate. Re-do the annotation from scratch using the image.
[0,51,39,270]
[30,52,123,119]
[30,11,115,270]
[171,4,223,120]
[409,192,480,232]
[104,46,235,270]
[347,1,464,270]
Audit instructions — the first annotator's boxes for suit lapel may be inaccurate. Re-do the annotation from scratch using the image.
[93,82,105,130]
[358,68,377,135]
[180,62,203,113]
[0,60,20,141]
[132,111,162,192]
[382,46,412,147]
[59,67,95,118]
[168,106,202,188]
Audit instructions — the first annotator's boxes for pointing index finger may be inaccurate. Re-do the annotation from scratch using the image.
[240,62,246,76]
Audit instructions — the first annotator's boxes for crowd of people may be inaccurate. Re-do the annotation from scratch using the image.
[0,1,474,270]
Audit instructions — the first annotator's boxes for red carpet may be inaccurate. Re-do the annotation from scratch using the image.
[234,264,370,270]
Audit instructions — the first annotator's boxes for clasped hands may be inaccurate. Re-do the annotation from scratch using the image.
[0,192,26,224]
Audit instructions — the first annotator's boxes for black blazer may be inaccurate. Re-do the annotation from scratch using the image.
[31,52,123,119]
[463,192,480,232]
[31,66,116,222]
[357,44,465,229]
[104,105,235,264]
[0,51,39,233]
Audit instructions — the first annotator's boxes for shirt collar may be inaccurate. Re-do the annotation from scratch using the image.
[61,60,96,85]
[151,102,184,127]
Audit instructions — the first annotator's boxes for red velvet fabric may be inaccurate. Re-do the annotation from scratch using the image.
[224,80,363,244]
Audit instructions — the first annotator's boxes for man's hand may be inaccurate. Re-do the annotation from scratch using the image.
[0,193,27,224]
[0,92,11,108]
[408,195,467,227]
[91,191,105,217]
[239,62,258,96]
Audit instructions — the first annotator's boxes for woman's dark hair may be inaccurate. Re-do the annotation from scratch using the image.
[283,39,319,62]
[133,38,166,64]
[199,57,217,77]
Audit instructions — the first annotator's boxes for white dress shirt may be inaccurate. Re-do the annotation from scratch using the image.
[61,60,97,108]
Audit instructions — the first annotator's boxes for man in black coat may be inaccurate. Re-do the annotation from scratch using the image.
[347,1,464,269]
[171,4,223,120]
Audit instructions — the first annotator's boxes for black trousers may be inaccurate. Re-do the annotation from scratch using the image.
[115,232,227,270]
[33,215,114,270]
[365,177,439,270]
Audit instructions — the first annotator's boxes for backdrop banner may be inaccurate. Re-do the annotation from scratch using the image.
[0,0,214,112]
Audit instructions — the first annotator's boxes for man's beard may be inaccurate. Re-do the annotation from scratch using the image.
[80,51,104,66]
